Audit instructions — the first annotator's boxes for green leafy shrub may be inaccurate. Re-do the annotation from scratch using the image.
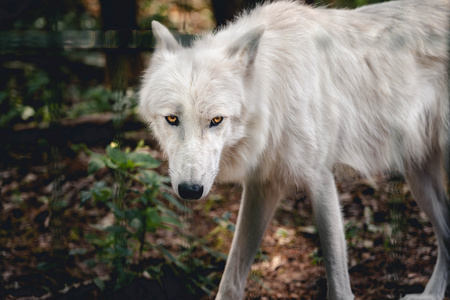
[67,86,116,118]
[82,141,229,295]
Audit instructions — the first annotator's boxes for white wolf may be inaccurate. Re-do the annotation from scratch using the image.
[139,0,450,299]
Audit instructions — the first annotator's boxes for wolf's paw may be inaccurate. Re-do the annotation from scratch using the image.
[400,294,440,300]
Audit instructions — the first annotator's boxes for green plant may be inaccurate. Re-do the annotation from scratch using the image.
[310,248,323,266]
[82,141,185,287]
[82,141,229,295]
[344,220,360,247]
[67,86,115,118]
[0,69,52,127]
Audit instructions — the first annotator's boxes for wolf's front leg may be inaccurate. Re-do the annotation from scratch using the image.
[216,181,283,300]
[310,170,354,300]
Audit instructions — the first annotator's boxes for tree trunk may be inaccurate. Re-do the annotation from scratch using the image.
[100,0,143,89]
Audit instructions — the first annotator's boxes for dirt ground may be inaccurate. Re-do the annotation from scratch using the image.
[1,125,449,300]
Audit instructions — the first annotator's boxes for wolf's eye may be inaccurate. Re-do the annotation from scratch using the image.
[210,116,223,127]
[165,115,179,126]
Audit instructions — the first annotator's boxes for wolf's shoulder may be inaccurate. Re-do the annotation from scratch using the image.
[196,0,311,46]
[194,0,449,53]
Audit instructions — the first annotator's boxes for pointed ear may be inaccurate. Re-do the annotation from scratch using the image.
[228,25,265,67]
[152,21,182,52]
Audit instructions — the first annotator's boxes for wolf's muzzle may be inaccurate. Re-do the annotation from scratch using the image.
[178,182,204,200]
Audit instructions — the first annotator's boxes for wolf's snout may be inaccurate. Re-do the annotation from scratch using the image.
[178,182,204,200]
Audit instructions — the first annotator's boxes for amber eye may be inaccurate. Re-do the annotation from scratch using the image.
[165,115,179,126]
[210,116,223,127]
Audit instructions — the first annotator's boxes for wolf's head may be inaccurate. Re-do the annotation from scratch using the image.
[139,21,265,200]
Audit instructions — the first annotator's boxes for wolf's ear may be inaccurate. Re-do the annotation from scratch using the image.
[152,21,182,52]
[228,25,265,67]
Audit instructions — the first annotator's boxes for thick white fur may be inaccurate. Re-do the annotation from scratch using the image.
[139,0,450,299]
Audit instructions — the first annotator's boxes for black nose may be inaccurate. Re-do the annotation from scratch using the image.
[178,182,204,200]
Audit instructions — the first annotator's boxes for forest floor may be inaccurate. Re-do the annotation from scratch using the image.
[1,120,449,300]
